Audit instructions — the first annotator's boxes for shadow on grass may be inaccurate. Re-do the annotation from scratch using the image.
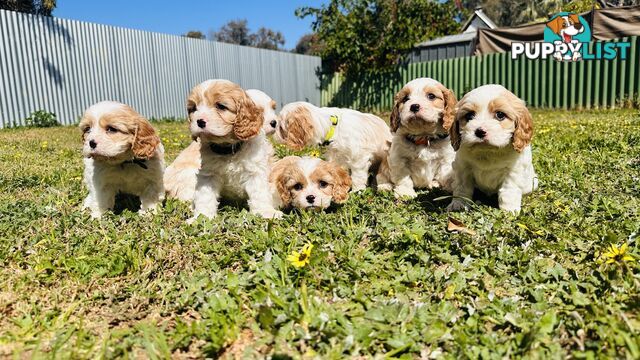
[415,188,500,213]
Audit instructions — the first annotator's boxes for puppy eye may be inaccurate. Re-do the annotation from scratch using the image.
[293,183,303,191]
[495,111,507,121]
[319,180,329,188]
[82,126,90,133]
[106,126,118,133]
[427,93,436,101]
[402,95,410,103]
[465,112,476,121]
[187,104,197,114]
[216,103,228,111]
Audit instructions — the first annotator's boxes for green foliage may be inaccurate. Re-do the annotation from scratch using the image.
[24,110,59,128]
[294,33,319,55]
[211,19,286,50]
[0,111,638,357]
[563,0,600,13]
[459,0,602,27]
[0,0,56,16]
[183,30,205,40]
[296,0,461,75]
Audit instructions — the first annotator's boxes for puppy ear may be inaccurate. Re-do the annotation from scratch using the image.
[569,14,580,25]
[547,16,563,35]
[79,119,88,142]
[132,118,160,159]
[270,156,299,207]
[513,100,533,152]
[390,93,402,133]
[439,86,457,131]
[330,163,351,204]
[234,92,263,140]
[284,106,314,150]
[449,114,461,151]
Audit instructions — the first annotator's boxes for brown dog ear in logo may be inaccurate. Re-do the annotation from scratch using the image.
[546,16,565,35]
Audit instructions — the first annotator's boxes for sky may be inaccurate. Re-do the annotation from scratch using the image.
[54,0,326,49]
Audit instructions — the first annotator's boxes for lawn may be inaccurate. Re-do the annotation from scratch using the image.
[0,109,639,359]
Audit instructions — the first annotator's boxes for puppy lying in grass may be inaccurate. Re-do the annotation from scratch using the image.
[269,156,351,210]
[79,101,164,218]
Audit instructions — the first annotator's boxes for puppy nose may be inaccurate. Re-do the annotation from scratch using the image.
[409,104,420,113]
[89,140,97,149]
[196,119,206,128]
[575,23,582,30]
[475,128,487,139]
[270,120,277,128]
[306,195,315,204]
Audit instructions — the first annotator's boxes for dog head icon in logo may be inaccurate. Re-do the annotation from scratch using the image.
[544,12,591,61]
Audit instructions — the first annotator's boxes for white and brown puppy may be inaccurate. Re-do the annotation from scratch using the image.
[80,101,164,218]
[274,102,392,192]
[179,79,281,221]
[447,85,538,213]
[164,88,278,202]
[246,89,279,136]
[387,78,457,198]
[269,156,351,210]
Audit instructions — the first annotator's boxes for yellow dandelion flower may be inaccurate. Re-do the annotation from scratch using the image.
[308,149,321,158]
[602,243,635,264]
[287,243,313,268]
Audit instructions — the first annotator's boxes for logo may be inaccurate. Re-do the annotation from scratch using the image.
[511,12,631,61]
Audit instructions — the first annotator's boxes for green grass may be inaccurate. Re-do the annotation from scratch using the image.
[0,109,639,359]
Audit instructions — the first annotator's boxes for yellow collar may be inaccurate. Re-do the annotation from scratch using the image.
[324,115,339,143]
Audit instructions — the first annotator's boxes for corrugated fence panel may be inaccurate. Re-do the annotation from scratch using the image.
[322,36,640,111]
[0,9,321,127]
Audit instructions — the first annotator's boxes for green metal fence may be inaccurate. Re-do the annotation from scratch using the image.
[321,36,640,111]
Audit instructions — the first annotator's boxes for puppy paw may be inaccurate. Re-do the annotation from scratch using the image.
[428,180,441,189]
[351,184,367,192]
[377,183,393,192]
[499,204,521,214]
[254,208,283,219]
[553,52,563,61]
[394,187,417,199]
[139,205,159,216]
[90,211,103,219]
[447,199,471,212]
[572,51,582,61]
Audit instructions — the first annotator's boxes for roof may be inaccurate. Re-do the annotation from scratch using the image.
[462,8,497,32]
[414,8,496,48]
[415,31,477,48]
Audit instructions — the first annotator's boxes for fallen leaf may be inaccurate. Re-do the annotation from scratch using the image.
[447,217,476,236]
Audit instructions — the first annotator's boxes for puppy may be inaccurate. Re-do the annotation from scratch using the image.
[447,85,538,213]
[274,102,392,191]
[164,88,279,202]
[547,13,584,61]
[182,79,281,220]
[269,156,351,210]
[547,13,584,44]
[80,101,164,218]
[246,89,279,136]
[387,78,457,198]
